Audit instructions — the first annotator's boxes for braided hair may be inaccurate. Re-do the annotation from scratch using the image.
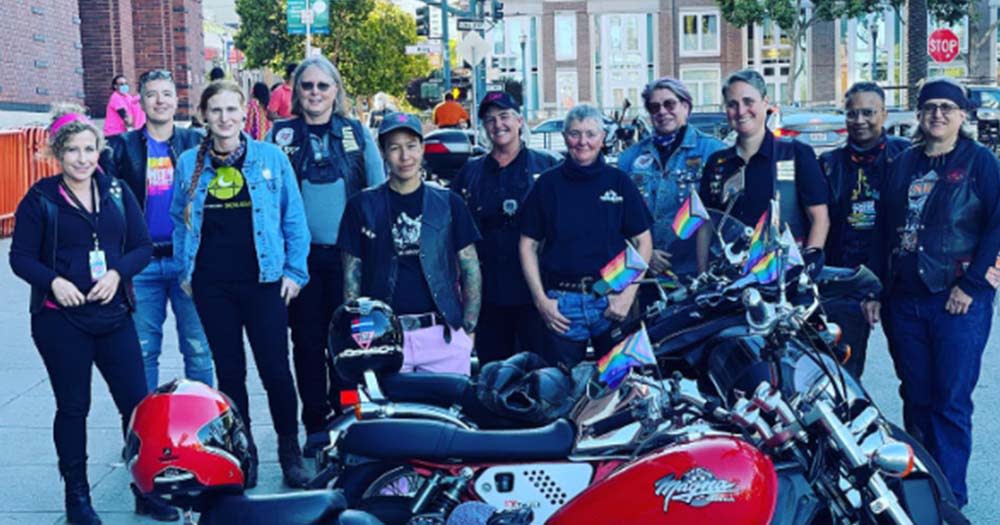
[184,80,245,225]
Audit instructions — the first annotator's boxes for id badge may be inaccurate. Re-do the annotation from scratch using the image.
[89,249,107,281]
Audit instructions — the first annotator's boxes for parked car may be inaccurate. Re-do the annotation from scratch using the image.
[688,112,730,139]
[885,109,917,138]
[968,85,1000,151]
[768,109,848,155]
[530,115,621,162]
[421,128,485,182]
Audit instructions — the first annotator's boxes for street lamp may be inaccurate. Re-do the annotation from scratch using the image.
[519,33,528,121]
[867,13,879,81]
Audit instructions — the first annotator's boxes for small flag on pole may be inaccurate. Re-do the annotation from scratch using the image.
[672,191,710,240]
[743,210,771,273]
[750,250,779,284]
[593,244,648,295]
[597,325,656,389]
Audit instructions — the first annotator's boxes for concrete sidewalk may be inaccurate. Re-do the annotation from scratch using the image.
[1,234,999,523]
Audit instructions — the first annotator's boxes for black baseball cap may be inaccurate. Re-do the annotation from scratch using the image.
[478,91,519,119]
[378,112,424,144]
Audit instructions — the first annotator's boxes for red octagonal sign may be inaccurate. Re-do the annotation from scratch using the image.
[928,28,960,63]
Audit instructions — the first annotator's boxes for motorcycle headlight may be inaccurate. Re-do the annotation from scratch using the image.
[793,353,865,407]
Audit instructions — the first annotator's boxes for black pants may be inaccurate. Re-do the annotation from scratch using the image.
[31,309,147,466]
[288,245,344,434]
[825,301,871,378]
[476,302,545,364]
[192,279,298,437]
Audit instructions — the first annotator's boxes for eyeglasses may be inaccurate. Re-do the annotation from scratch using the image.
[300,81,332,92]
[646,99,682,114]
[564,130,603,140]
[920,103,961,116]
[846,108,882,120]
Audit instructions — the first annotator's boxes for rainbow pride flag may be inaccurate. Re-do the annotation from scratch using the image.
[597,325,656,389]
[750,250,779,284]
[672,191,710,240]
[593,244,648,295]
[743,210,772,274]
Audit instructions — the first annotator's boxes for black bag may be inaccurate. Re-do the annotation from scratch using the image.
[475,352,587,425]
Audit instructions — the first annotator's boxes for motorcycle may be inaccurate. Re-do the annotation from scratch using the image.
[316,207,964,525]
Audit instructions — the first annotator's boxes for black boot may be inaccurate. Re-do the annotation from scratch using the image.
[60,461,102,525]
[278,434,310,488]
[131,484,180,522]
[244,439,259,489]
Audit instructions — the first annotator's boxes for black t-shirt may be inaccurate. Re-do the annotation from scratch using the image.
[453,150,533,305]
[892,152,945,296]
[519,157,650,281]
[700,131,828,234]
[340,183,480,315]
[194,152,259,283]
[839,142,887,267]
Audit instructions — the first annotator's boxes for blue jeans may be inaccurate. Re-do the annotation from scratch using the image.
[883,289,995,506]
[133,257,214,391]
[542,290,616,368]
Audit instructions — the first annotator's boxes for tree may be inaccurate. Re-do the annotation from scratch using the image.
[234,0,431,101]
[717,0,971,105]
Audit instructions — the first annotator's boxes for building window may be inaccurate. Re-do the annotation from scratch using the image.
[555,13,576,61]
[680,10,720,56]
[680,66,721,110]
[556,70,578,110]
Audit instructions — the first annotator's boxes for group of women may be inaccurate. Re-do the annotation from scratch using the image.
[8,62,1000,525]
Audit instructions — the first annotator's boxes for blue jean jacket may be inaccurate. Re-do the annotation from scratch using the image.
[171,135,311,288]
[618,126,724,275]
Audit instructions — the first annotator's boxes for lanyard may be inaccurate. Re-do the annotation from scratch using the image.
[60,177,102,250]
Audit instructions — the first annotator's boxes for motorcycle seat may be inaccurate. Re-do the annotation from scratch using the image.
[197,489,383,525]
[340,418,576,462]
[379,372,471,408]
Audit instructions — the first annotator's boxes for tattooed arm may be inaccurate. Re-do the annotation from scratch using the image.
[342,252,362,303]
[457,244,482,333]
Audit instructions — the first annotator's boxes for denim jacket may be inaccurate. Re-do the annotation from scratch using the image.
[618,126,724,275]
[170,134,311,288]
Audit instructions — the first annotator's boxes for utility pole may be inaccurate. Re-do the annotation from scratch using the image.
[442,2,451,94]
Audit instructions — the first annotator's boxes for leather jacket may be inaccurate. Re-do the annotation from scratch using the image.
[875,137,1000,296]
[819,134,910,267]
[100,125,204,209]
[350,182,464,328]
[269,115,369,198]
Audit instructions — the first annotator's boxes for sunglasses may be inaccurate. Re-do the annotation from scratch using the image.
[300,81,333,92]
[920,103,961,116]
[646,99,682,114]
[845,108,882,120]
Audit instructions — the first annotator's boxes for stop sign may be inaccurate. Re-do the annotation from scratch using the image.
[928,28,960,63]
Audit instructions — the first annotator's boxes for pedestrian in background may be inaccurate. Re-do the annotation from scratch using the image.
[819,82,910,378]
[9,104,178,524]
[103,75,145,137]
[268,63,297,121]
[99,69,213,392]
[267,55,384,458]
[451,91,558,364]
[518,104,652,369]
[245,81,272,141]
[340,112,482,375]
[869,77,1000,507]
[433,92,470,128]
[208,66,226,82]
[619,77,724,280]
[171,80,312,489]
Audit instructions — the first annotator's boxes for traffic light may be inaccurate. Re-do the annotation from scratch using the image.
[416,5,430,37]
[492,0,504,21]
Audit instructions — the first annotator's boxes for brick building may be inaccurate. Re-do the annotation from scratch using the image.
[0,0,205,119]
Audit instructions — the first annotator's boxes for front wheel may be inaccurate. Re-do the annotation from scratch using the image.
[335,463,426,525]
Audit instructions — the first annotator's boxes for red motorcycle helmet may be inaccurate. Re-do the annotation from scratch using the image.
[126,379,251,507]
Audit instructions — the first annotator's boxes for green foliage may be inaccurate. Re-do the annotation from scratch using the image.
[717,0,970,34]
[234,0,431,100]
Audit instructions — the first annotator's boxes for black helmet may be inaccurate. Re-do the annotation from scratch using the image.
[328,298,404,384]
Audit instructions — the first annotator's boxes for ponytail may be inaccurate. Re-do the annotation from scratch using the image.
[184,135,213,226]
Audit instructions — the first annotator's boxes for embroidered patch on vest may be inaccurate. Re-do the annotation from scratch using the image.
[946,168,966,184]
[275,128,295,146]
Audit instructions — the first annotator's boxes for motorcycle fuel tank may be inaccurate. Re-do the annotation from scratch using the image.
[547,436,777,525]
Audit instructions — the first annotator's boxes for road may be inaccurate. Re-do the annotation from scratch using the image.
[0,236,997,523]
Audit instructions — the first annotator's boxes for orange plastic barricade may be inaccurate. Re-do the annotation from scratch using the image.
[0,128,60,237]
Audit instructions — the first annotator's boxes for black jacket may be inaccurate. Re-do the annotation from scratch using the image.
[873,137,1000,297]
[819,134,910,267]
[99,125,203,209]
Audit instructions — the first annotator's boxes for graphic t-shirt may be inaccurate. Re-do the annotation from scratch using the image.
[389,186,437,315]
[194,154,259,283]
[144,130,174,243]
[893,167,939,294]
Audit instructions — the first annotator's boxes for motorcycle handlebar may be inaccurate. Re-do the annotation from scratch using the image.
[587,409,639,437]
